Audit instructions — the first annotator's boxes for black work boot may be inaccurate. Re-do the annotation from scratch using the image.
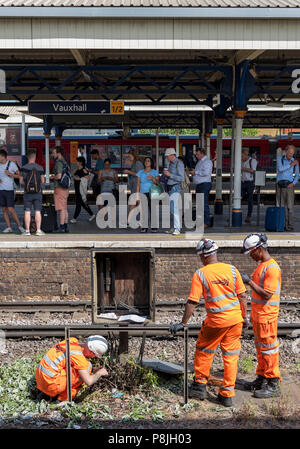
[253,378,281,398]
[243,375,265,391]
[189,381,207,400]
[217,393,232,407]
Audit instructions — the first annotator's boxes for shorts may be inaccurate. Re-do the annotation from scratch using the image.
[0,190,15,207]
[24,192,42,212]
[54,187,69,211]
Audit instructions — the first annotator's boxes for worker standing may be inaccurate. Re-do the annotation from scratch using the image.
[169,239,247,407]
[36,335,109,402]
[241,233,281,398]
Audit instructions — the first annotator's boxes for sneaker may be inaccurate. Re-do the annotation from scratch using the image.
[70,218,77,224]
[165,229,175,234]
[172,230,181,236]
[35,230,45,236]
[253,378,281,398]
[243,375,265,392]
[217,393,233,407]
[88,214,96,222]
[18,226,26,233]
[189,381,207,400]
[3,227,12,233]
[23,230,31,236]
[245,217,251,223]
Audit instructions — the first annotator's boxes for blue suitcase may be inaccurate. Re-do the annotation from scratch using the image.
[265,207,285,232]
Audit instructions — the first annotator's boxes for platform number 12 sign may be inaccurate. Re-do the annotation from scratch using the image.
[110,101,124,115]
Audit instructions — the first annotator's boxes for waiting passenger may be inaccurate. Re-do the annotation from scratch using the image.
[36,335,109,402]
[276,145,299,231]
[50,146,70,233]
[19,148,45,236]
[98,158,119,195]
[0,149,25,234]
[241,148,257,224]
[136,156,160,233]
[70,157,95,224]
[89,149,104,201]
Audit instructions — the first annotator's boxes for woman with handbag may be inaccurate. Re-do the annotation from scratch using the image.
[136,157,160,233]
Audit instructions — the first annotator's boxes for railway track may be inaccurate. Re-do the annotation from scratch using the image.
[0,300,299,313]
[0,300,300,313]
[1,323,299,338]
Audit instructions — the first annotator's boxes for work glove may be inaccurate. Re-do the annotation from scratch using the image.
[169,323,184,335]
[243,317,250,330]
[241,272,251,285]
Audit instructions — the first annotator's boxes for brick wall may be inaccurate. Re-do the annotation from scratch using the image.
[0,247,297,302]
[0,249,91,301]
[154,248,296,300]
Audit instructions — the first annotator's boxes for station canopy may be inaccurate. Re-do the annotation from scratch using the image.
[1,1,300,130]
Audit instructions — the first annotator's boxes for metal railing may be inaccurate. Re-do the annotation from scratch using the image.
[63,324,190,404]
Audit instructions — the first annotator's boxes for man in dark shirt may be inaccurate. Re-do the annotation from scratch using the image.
[19,148,45,236]
[70,157,95,223]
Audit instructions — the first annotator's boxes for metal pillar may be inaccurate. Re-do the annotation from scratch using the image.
[176,129,179,157]
[214,119,224,215]
[21,113,26,166]
[44,133,50,186]
[155,128,160,170]
[184,326,189,405]
[201,112,205,149]
[229,116,235,228]
[232,110,246,227]
[205,133,211,159]
[65,327,72,402]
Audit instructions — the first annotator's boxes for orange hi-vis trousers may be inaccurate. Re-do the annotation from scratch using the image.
[252,319,281,379]
[194,322,243,398]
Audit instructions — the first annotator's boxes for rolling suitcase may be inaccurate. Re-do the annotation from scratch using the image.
[41,203,58,233]
[265,185,285,232]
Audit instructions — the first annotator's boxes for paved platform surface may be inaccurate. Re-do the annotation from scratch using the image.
[0,204,300,248]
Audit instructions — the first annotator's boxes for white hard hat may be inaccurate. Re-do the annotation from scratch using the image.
[165,148,176,156]
[242,233,268,254]
[87,335,108,357]
[196,238,218,257]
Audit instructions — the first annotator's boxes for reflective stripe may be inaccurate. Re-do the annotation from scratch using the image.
[43,348,84,372]
[259,263,281,287]
[221,349,241,356]
[206,292,235,303]
[196,346,215,354]
[261,347,279,356]
[37,363,55,378]
[274,280,281,295]
[195,377,207,382]
[70,350,84,356]
[196,269,211,299]
[88,361,92,372]
[206,299,240,314]
[43,354,58,372]
[230,265,237,295]
[220,386,234,391]
[256,340,279,349]
[53,353,66,366]
[251,297,280,306]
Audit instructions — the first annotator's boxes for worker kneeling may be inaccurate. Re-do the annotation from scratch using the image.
[36,335,109,402]
[169,239,247,408]
[241,233,281,398]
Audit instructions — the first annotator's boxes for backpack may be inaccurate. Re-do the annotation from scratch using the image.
[23,168,41,193]
[58,161,71,189]
[175,159,189,191]
[6,160,20,190]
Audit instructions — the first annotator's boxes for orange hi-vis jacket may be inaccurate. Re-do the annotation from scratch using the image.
[251,258,281,323]
[188,262,246,328]
[36,338,91,385]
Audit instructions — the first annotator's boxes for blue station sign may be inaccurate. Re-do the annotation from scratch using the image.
[28,100,124,115]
